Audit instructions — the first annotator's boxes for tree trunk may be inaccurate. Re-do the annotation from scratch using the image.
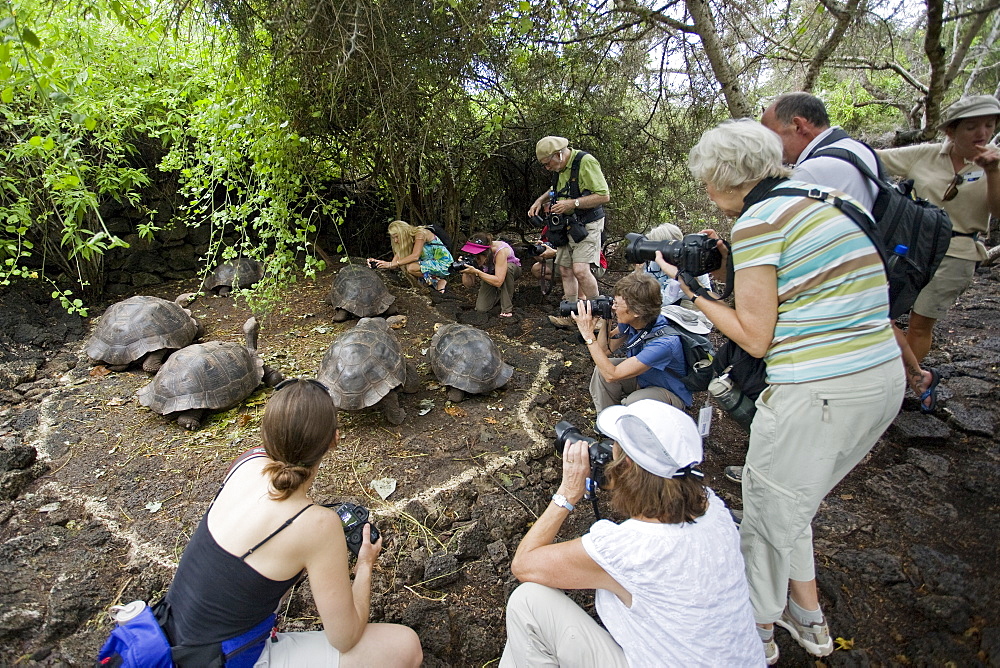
[804,0,864,91]
[685,0,753,118]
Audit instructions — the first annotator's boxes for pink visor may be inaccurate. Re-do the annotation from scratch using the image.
[460,242,491,254]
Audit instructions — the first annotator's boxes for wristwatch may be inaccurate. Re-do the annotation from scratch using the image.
[584,337,595,346]
[551,494,575,512]
[575,199,581,208]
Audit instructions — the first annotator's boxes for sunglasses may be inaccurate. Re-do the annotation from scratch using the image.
[942,172,964,202]
[274,377,330,394]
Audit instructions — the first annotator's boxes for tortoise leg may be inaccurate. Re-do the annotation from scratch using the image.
[262,365,284,387]
[382,303,399,317]
[447,387,466,403]
[331,307,352,322]
[217,286,231,297]
[377,391,406,425]
[176,409,205,431]
[106,363,129,372]
[401,362,420,394]
[142,350,167,374]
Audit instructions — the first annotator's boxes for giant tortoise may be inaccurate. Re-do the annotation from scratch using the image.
[203,257,264,296]
[85,294,200,373]
[429,323,513,402]
[317,317,417,424]
[327,264,397,322]
[137,317,283,430]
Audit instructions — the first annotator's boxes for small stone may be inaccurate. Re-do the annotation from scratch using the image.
[889,412,951,445]
[423,552,460,588]
[906,448,950,476]
[487,539,509,565]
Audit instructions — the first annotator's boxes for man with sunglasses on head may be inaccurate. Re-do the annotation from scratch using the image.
[877,95,1000,368]
[528,136,611,328]
[761,92,940,414]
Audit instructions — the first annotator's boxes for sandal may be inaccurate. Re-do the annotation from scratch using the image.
[919,368,940,414]
[500,312,513,318]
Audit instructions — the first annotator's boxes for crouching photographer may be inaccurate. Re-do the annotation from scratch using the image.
[499,400,763,666]
[572,272,694,413]
[457,232,522,317]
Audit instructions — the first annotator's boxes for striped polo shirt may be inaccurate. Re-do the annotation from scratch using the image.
[732,181,899,383]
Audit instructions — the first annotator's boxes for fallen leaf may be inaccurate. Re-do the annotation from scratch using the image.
[564,360,572,367]
[89,365,111,377]
[483,416,498,424]
[311,326,330,334]
[145,501,163,513]
[418,398,435,416]
[840,494,854,500]
[370,477,397,499]
[38,502,61,513]
[107,397,127,406]
[835,637,854,650]
[444,405,466,417]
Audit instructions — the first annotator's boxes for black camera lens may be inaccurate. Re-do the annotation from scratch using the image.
[623,232,722,276]
[558,296,614,320]
[553,421,615,488]
[529,214,546,228]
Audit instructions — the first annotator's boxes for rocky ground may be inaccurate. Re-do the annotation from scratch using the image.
[0,259,998,667]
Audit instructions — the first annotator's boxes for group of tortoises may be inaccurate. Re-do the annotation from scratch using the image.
[85,261,512,429]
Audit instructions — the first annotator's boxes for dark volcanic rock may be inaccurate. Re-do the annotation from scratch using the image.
[943,375,994,398]
[905,448,949,476]
[888,412,951,444]
[423,552,460,588]
[946,402,995,437]
[915,595,970,633]
[832,549,905,584]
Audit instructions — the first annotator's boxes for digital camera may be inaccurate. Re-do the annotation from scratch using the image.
[529,243,550,257]
[554,421,615,488]
[329,502,380,557]
[623,232,723,276]
[449,256,473,273]
[367,258,379,269]
[558,295,614,320]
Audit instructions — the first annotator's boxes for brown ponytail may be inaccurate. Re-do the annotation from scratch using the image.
[261,379,338,500]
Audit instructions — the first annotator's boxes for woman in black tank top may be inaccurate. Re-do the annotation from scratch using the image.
[162,379,423,667]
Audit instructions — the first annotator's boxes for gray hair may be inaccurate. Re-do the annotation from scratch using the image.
[646,223,683,242]
[688,119,791,190]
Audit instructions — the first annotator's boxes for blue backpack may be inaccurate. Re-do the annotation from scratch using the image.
[96,604,172,668]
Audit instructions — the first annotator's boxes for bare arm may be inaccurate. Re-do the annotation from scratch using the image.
[305,509,383,652]
[511,440,631,604]
[973,144,1000,217]
[680,264,778,357]
[572,300,650,382]
[474,246,510,288]
[550,193,610,215]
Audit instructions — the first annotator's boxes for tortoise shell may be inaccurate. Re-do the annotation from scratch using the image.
[86,296,199,367]
[137,340,264,415]
[327,265,395,317]
[317,317,406,410]
[429,323,512,394]
[204,257,264,293]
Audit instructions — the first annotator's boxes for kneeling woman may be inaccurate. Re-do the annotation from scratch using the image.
[160,378,422,667]
[459,232,522,316]
[369,220,452,292]
[501,400,763,666]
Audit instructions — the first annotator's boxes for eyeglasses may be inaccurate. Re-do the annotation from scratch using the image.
[274,377,330,394]
[541,150,562,167]
[943,173,964,202]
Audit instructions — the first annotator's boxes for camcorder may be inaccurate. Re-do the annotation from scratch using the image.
[554,421,614,489]
[623,232,723,277]
[449,256,473,273]
[558,295,614,320]
[327,502,380,557]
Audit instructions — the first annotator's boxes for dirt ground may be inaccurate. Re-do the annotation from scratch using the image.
[1,258,999,667]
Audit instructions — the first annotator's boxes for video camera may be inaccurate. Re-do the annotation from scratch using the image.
[554,421,614,489]
[327,502,380,557]
[623,232,723,277]
[558,295,614,320]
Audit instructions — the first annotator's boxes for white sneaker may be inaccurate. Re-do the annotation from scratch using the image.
[775,606,833,657]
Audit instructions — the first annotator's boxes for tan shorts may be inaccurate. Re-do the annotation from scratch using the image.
[555,217,604,268]
[911,255,976,320]
[253,630,340,667]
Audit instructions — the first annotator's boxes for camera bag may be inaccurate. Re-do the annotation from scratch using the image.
[551,150,605,225]
[629,321,715,391]
[801,130,952,319]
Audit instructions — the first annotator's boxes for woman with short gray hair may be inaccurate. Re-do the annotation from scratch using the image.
[678,118,904,664]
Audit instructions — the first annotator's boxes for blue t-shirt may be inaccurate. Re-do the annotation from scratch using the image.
[618,315,691,406]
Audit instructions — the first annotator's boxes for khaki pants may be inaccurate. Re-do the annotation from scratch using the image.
[477,264,522,313]
[589,359,684,413]
[499,583,627,668]
[740,358,903,624]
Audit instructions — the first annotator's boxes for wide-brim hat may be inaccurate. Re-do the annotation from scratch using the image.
[661,305,712,335]
[938,95,1000,130]
[596,400,702,479]
[536,136,569,161]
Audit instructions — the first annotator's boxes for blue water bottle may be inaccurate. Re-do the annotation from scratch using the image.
[887,244,908,273]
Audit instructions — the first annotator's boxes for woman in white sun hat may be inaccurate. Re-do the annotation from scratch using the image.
[499,400,763,667]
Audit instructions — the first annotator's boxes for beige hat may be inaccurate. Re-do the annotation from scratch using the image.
[535,136,569,161]
[938,95,1000,130]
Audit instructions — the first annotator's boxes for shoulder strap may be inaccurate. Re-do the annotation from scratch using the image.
[766,186,888,267]
[239,503,315,560]
[810,127,850,153]
[806,131,888,182]
[553,150,589,199]
[209,447,269,508]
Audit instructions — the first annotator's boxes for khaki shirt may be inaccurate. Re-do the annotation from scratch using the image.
[877,142,989,261]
